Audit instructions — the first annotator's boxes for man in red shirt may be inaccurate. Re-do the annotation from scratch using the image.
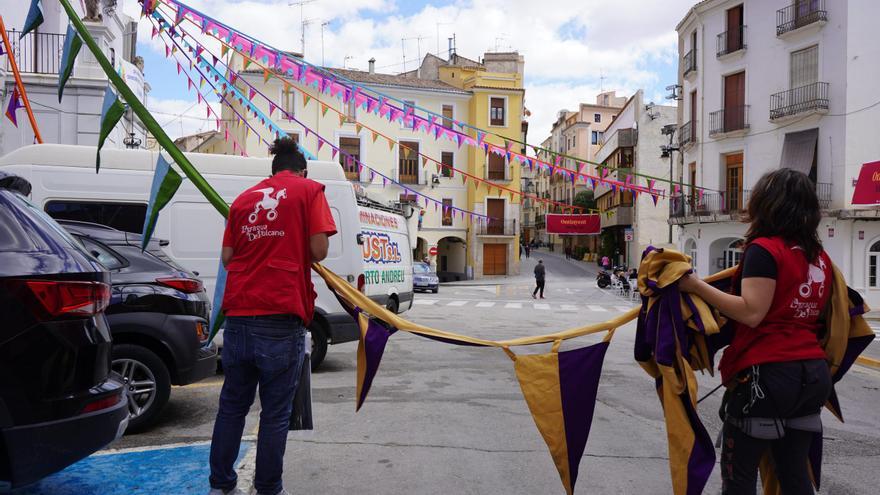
[209,138,337,495]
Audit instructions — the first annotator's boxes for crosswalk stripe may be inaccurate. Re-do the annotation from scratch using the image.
[505,302,522,309]
[560,304,578,311]
[475,302,495,308]
[534,303,551,310]
[587,305,608,312]
[615,305,633,312]
[413,299,438,305]
[446,300,468,306]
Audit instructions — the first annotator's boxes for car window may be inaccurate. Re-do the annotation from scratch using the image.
[45,201,147,234]
[414,263,430,274]
[75,235,127,270]
[0,196,35,251]
[19,196,90,253]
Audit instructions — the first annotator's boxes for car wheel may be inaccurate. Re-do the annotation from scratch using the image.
[431,288,438,294]
[112,344,171,433]
[386,296,399,314]
[308,320,328,371]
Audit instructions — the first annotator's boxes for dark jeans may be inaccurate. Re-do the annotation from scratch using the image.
[720,359,831,495]
[533,279,545,297]
[209,316,306,495]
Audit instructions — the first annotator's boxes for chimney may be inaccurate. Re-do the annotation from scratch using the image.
[368,58,375,74]
[448,37,455,62]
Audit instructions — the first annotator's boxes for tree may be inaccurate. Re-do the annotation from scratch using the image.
[573,190,597,211]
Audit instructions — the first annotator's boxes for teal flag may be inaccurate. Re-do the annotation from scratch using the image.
[141,154,183,250]
[208,258,227,343]
[21,0,44,38]
[58,24,83,102]
[96,87,126,172]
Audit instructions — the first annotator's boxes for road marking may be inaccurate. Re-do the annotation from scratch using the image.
[587,305,608,312]
[446,300,468,306]
[413,299,438,305]
[505,302,522,309]
[615,305,634,312]
[475,302,496,308]
[534,303,551,310]
[560,304,578,311]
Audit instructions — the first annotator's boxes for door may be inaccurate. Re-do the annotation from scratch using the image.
[725,153,744,211]
[690,91,697,125]
[486,198,505,235]
[726,5,743,53]
[724,72,745,132]
[398,141,420,184]
[483,244,507,275]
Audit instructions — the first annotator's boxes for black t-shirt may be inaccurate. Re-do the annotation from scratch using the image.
[741,244,778,279]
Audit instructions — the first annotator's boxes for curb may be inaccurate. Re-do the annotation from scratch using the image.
[856,356,880,370]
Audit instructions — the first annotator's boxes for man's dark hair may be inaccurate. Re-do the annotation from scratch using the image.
[745,168,822,262]
[269,137,307,175]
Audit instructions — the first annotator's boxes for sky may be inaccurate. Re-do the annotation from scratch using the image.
[122,0,696,145]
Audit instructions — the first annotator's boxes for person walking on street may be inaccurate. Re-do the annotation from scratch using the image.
[525,243,531,259]
[209,138,337,495]
[601,255,610,271]
[532,259,546,299]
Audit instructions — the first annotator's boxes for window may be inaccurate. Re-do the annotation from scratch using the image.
[572,134,576,147]
[725,153,744,211]
[345,98,357,122]
[685,238,698,274]
[44,201,147,234]
[689,162,698,203]
[869,240,880,288]
[398,141,420,184]
[339,137,361,181]
[487,153,506,181]
[281,87,296,119]
[594,113,601,123]
[723,239,745,269]
[591,131,603,145]
[790,45,818,89]
[442,104,454,129]
[75,235,127,270]
[440,151,454,178]
[490,97,506,126]
[442,199,453,226]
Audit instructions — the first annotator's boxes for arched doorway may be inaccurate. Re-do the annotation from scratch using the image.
[708,237,744,274]
[437,236,467,281]
[684,238,698,274]
[867,239,880,288]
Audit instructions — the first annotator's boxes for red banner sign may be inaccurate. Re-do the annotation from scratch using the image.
[852,160,880,205]
[546,214,600,235]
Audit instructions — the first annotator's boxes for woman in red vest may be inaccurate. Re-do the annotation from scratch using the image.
[679,168,832,495]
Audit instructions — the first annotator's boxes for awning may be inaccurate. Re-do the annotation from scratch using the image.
[780,128,819,175]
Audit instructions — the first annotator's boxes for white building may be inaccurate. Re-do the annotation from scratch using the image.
[595,90,677,268]
[0,2,148,156]
[674,0,880,306]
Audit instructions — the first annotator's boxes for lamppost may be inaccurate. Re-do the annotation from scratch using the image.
[123,132,142,149]
[660,124,680,245]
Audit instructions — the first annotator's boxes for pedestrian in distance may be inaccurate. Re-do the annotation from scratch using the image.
[209,138,338,495]
[601,255,610,271]
[564,245,572,260]
[679,169,833,494]
[525,243,531,259]
[532,259,546,299]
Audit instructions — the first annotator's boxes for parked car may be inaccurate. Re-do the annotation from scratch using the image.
[412,262,440,293]
[0,173,128,488]
[57,220,218,432]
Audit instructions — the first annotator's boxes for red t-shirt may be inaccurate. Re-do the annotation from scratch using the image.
[718,237,830,383]
[222,171,337,322]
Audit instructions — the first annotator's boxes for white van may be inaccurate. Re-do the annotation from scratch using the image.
[357,200,414,314]
[0,144,363,368]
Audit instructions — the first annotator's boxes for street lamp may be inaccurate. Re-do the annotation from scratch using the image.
[660,123,680,245]
[123,132,142,149]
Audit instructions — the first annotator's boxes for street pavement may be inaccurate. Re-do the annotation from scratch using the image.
[18,250,880,494]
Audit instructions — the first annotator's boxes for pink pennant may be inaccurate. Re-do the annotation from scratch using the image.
[248,88,256,101]
[331,148,338,159]
[151,26,158,39]
[354,92,368,109]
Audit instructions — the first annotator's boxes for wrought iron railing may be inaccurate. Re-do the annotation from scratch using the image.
[777,0,827,36]
[4,29,66,75]
[709,105,750,135]
[477,219,516,236]
[670,190,750,218]
[816,182,831,209]
[679,120,696,147]
[770,82,829,120]
[682,49,697,76]
[717,25,747,57]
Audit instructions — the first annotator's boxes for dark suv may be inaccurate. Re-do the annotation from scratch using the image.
[57,221,218,432]
[0,173,128,488]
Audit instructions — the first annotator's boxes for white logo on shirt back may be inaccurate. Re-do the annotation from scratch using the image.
[248,187,287,224]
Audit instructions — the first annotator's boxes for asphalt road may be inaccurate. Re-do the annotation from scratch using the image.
[24,250,880,494]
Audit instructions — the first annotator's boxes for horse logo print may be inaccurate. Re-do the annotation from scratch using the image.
[798,257,827,299]
[248,187,287,224]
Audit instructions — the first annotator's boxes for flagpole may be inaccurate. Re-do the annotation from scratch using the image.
[0,15,44,144]
[56,0,229,218]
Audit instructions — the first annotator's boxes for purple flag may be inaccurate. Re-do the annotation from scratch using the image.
[5,88,23,127]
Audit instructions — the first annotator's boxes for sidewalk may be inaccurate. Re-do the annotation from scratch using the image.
[440,248,601,287]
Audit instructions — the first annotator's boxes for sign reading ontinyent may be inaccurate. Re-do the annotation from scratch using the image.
[545,214,600,235]
[851,160,880,204]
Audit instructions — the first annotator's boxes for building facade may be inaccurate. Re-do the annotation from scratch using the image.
[674,0,880,306]
[594,90,676,268]
[1,2,148,155]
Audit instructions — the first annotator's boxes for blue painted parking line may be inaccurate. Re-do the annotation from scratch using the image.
[14,441,252,495]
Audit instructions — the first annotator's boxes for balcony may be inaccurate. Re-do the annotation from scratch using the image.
[599,206,633,229]
[4,30,66,75]
[477,219,516,236]
[709,106,750,136]
[679,121,696,147]
[716,25,746,58]
[671,182,831,222]
[777,0,827,37]
[770,82,829,121]
[682,49,697,78]
[816,182,831,209]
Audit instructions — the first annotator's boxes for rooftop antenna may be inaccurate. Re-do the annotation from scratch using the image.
[288,0,317,55]
[494,34,508,52]
[343,55,353,69]
[599,68,606,92]
[320,20,330,66]
[401,36,425,72]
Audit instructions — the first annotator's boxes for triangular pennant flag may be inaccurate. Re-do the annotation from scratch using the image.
[355,123,363,135]
[221,44,229,57]
[371,131,379,143]
[269,104,276,117]
[242,57,252,70]
[355,314,396,411]
[317,140,325,152]
[57,25,83,102]
[96,87,126,173]
[4,88,23,127]
[331,148,338,160]
[151,26,159,39]
[263,69,271,84]
[248,88,257,101]
[321,103,329,116]
[387,137,395,151]
[302,93,311,106]
[21,0,44,38]
[141,154,183,250]
[338,114,346,126]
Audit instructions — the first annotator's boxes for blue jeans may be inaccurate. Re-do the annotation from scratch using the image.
[209,316,306,495]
